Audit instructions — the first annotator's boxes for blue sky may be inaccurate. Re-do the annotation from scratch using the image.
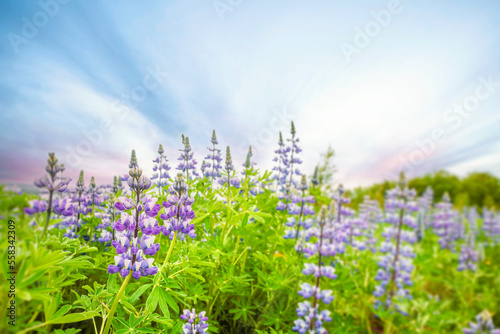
[1,0,499,188]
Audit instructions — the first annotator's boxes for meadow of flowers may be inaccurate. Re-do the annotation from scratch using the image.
[1,123,499,334]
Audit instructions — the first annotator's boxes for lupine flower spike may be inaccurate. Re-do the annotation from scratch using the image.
[178,136,198,179]
[33,152,71,238]
[464,311,500,334]
[293,206,333,334]
[272,131,289,195]
[286,121,302,195]
[433,193,457,251]
[283,175,315,241]
[152,144,171,196]
[374,172,418,314]
[160,173,197,241]
[203,130,222,184]
[180,309,209,334]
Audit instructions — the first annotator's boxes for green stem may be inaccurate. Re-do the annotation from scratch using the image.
[41,190,54,239]
[163,231,178,267]
[100,272,132,334]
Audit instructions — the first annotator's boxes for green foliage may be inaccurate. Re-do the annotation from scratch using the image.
[1,169,499,334]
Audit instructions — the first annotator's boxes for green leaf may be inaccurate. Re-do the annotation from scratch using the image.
[49,311,99,324]
[146,286,160,313]
[107,273,118,294]
[158,289,170,318]
[129,283,153,303]
[51,305,72,320]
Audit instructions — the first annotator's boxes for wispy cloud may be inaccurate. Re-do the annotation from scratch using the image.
[1,0,499,188]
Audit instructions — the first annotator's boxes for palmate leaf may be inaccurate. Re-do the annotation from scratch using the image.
[146,286,160,313]
[49,311,100,324]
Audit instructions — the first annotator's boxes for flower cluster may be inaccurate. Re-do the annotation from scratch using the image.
[180,309,209,334]
[151,144,171,194]
[177,136,198,179]
[293,206,334,334]
[374,174,418,313]
[160,173,197,241]
[218,146,240,188]
[433,193,458,251]
[351,195,382,251]
[482,208,500,244]
[283,175,315,240]
[107,167,160,280]
[272,131,290,194]
[202,130,222,183]
[24,199,48,215]
[463,311,500,334]
[458,232,479,272]
[285,121,302,191]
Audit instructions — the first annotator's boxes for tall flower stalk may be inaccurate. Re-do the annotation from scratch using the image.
[152,144,171,196]
[102,166,159,334]
[374,173,418,313]
[34,153,71,238]
[204,130,222,185]
[177,136,198,180]
[293,206,334,333]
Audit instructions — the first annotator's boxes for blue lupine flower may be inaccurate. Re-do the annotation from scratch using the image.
[464,311,500,334]
[458,232,479,272]
[177,136,199,179]
[433,193,458,251]
[293,207,335,333]
[180,309,209,334]
[203,130,223,184]
[160,173,197,241]
[151,144,171,195]
[373,173,418,313]
[283,175,315,240]
[107,167,160,280]
[272,131,290,194]
[24,199,48,215]
[286,121,302,192]
[218,146,241,188]
[482,208,500,244]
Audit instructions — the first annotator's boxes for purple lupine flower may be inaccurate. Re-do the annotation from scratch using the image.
[24,199,48,215]
[151,144,171,196]
[482,208,500,244]
[272,131,290,195]
[160,173,197,241]
[356,196,382,252]
[467,206,478,235]
[107,167,159,280]
[433,193,458,251]
[286,121,302,192]
[203,130,223,184]
[458,232,479,272]
[464,311,500,334]
[283,175,315,241]
[218,146,240,188]
[293,206,334,334]
[31,153,72,238]
[177,136,199,180]
[417,187,434,226]
[52,197,74,217]
[329,184,353,248]
[374,173,418,314]
[180,309,209,334]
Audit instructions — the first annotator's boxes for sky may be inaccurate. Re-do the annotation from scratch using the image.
[0,0,499,190]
